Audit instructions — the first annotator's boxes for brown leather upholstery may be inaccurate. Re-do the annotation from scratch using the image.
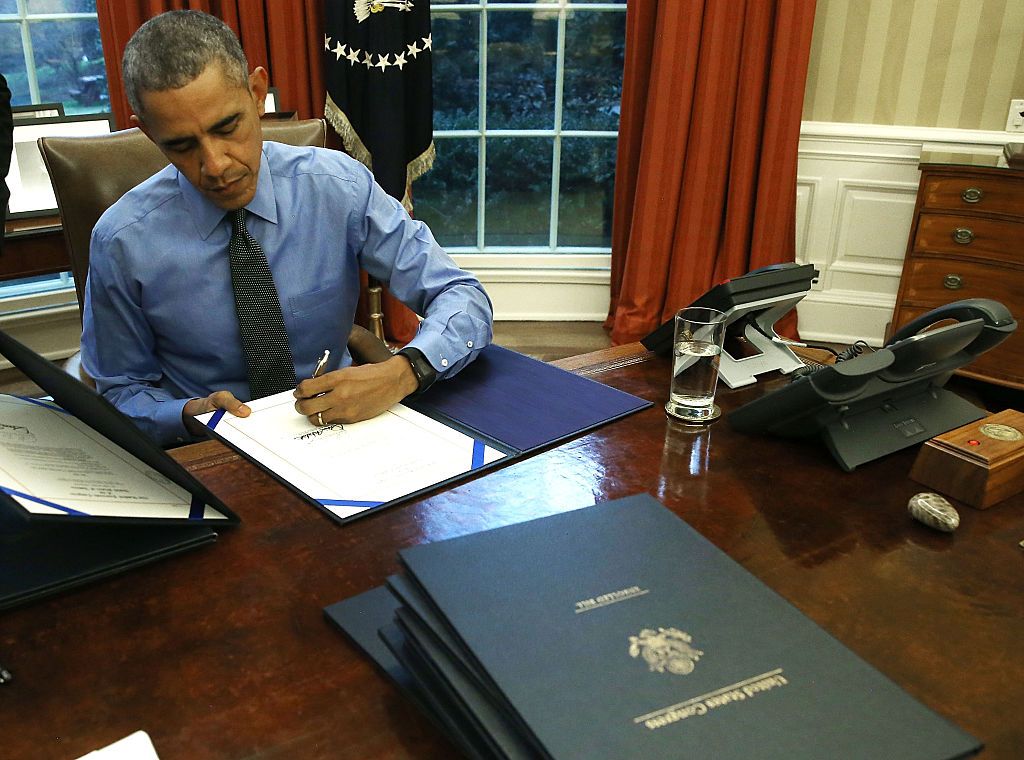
[37,118,327,315]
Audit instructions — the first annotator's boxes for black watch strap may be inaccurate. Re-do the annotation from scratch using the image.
[398,346,438,396]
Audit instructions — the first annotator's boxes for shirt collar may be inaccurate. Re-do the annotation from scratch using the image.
[178,146,278,239]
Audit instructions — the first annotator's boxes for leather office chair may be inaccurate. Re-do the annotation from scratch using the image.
[39,118,328,315]
[38,118,390,386]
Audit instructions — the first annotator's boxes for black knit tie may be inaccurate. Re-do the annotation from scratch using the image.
[228,208,296,399]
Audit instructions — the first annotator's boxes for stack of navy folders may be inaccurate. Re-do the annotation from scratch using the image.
[324,494,981,760]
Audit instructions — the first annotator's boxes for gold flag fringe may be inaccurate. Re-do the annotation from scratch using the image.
[325,93,436,213]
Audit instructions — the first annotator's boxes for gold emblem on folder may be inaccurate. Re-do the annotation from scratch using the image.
[628,627,703,675]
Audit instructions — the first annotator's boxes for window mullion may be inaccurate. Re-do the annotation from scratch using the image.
[15,0,41,103]
[549,4,567,250]
[477,6,487,251]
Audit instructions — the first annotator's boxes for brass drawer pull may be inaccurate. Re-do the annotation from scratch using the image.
[951,227,974,244]
[960,187,983,203]
[943,274,963,290]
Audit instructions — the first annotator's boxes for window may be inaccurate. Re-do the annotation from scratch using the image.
[1,1,106,301]
[417,1,626,260]
[1,0,108,114]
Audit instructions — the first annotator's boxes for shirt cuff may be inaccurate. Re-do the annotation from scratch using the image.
[160,396,197,447]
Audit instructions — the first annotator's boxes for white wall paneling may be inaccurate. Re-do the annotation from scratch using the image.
[795,121,1009,345]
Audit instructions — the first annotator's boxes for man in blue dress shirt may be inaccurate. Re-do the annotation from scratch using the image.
[81,11,492,447]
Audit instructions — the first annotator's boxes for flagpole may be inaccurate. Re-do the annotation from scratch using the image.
[366,278,386,343]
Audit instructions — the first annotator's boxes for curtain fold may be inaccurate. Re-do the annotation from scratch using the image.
[607,0,817,345]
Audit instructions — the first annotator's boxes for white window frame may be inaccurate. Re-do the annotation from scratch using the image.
[1,1,101,105]
[432,1,624,311]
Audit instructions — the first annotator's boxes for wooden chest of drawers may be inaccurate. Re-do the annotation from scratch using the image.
[890,155,1024,390]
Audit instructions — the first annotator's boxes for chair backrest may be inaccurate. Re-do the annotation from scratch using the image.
[38,118,327,315]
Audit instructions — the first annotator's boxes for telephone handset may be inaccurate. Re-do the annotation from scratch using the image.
[729,298,1017,471]
[886,298,1015,356]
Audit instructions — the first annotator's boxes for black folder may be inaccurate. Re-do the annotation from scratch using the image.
[0,328,236,609]
[0,509,215,610]
[331,494,982,760]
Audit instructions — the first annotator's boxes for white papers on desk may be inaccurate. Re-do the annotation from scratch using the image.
[0,396,229,520]
[74,730,160,759]
[198,392,507,520]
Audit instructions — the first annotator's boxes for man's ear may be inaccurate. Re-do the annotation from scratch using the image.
[129,113,152,141]
[249,67,269,117]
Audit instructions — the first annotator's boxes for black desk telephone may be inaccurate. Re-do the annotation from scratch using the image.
[728,298,1017,471]
[641,263,819,388]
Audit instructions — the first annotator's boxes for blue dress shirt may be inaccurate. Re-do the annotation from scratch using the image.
[81,142,493,446]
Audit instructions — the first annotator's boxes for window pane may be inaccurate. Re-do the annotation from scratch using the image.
[485,137,552,247]
[26,1,97,12]
[563,11,625,131]
[486,11,556,130]
[432,10,478,130]
[558,137,616,247]
[0,23,30,103]
[0,1,18,13]
[29,18,107,114]
[415,138,478,248]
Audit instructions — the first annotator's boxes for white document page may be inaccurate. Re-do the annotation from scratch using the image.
[0,396,227,520]
[199,392,507,520]
[75,730,160,760]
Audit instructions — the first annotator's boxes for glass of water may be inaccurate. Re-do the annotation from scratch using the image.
[665,307,727,423]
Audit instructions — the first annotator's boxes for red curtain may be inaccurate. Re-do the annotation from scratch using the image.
[98,1,325,130]
[607,0,817,344]
[96,1,419,343]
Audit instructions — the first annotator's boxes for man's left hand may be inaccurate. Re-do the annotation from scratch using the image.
[293,355,418,425]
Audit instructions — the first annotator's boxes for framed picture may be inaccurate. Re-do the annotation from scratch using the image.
[12,102,66,120]
[265,87,279,114]
[7,113,114,219]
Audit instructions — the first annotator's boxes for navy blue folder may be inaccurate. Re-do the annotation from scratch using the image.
[332,494,981,760]
[408,344,651,453]
[324,587,496,760]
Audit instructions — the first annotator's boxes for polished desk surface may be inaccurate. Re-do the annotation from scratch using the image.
[2,344,1023,759]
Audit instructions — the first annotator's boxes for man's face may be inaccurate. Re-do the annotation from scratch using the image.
[132,63,267,210]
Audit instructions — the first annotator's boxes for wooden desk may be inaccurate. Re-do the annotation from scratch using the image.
[2,345,1023,759]
[1,215,70,282]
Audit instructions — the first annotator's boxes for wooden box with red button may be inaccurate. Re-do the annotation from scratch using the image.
[910,409,1024,509]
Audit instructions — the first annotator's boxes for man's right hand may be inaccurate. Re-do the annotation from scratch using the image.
[183,391,251,436]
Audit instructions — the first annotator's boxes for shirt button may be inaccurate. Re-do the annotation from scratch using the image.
[467,341,474,348]
[441,358,449,367]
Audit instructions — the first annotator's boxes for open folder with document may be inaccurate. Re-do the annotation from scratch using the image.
[200,345,651,524]
[0,328,237,609]
[0,329,236,525]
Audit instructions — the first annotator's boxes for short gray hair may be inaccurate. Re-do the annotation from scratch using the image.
[123,10,249,116]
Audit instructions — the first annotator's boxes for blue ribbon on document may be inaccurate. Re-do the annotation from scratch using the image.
[471,439,486,469]
[319,499,384,509]
[1,486,88,515]
[14,395,69,413]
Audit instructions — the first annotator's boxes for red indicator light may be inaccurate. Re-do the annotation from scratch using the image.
[967,439,981,446]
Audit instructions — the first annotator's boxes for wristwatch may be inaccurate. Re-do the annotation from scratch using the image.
[398,346,438,396]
